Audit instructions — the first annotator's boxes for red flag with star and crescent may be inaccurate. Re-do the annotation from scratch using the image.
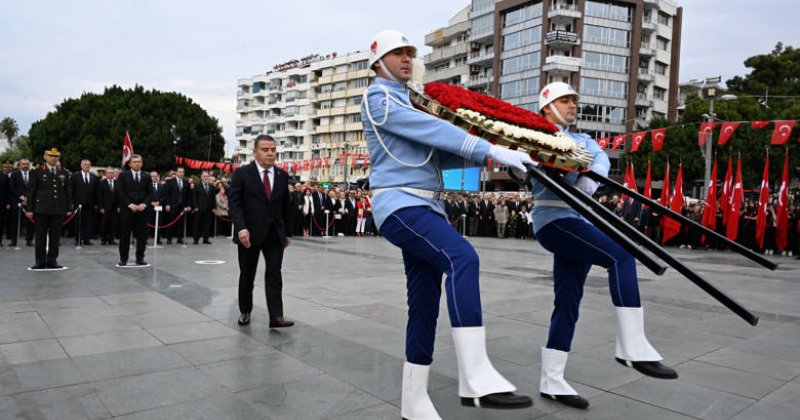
[122,131,134,167]
[717,122,740,146]
[643,159,652,208]
[698,122,717,147]
[726,157,744,241]
[720,154,734,226]
[700,159,718,244]
[630,131,646,152]
[597,137,609,149]
[662,163,684,244]
[610,134,626,152]
[650,128,666,152]
[770,121,796,145]
[775,150,790,250]
[754,153,771,248]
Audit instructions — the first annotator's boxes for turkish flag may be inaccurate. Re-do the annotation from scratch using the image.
[643,160,652,204]
[659,160,671,208]
[750,120,770,129]
[324,157,330,168]
[754,153,770,249]
[726,157,744,241]
[122,131,134,167]
[700,159,718,243]
[662,163,684,244]
[720,154,733,226]
[611,134,626,152]
[776,150,790,250]
[650,128,666,152]
[770,120,796,145]
[364,154,370,168]
[630,131,646,152]
[698,122,717,147]
[597,137,610,149]
[351,156,357,168]
[717,122,740,145]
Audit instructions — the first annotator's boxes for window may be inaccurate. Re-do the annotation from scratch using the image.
[471,14,493,38]
[335,64,349,74]
[351,60,369,71]
[500,77,539,99]
[252,82,266,93]
[503,27,542,51]
[501,53,540,75]
[349,114,362,123]
[580,77,627,99]
[657,11,671,26]
[349,77,369,89]
[333,99,346,107]
[454,56,467,66]
[654,61,668,75]
[583,25,630,47]
[582,51,628,73]
[503,3,543,27]
[321,68,334,76]
[348,96,362,106]
[319,84,333,93]
[320,101,332,109]
[334,82,347,91]
[585,1,631,22]
[653,87,666,100]
[656,36,669,51]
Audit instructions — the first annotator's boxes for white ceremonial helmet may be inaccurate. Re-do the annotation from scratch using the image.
[368,29,417,69]
[539,82,579,125]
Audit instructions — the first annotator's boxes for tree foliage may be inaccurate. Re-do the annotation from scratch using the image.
[27,85,225,171]
[627,43,800,192]
[0,117,20,150]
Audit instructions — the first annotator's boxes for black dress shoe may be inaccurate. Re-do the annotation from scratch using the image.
[26,241,33,247]
[193,240,199,245]
[176,239,184,244]
[269,316,294,328]
[30,264,46,270]
[166,239,172,245]
[135,260,147,266]
[615,358,678,379]
[46,263,63,269]
[461,392,533,409]
[237,313,251,325]
[118,261,127,266]
[9,241,17,247]
[83,240,93,246]
[540,392,589,409]
[203,240,211,244]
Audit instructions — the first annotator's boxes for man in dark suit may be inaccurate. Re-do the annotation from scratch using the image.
[148,171,164,244]
[229,134,294,328]
[163,167,192,244]
[9,159,35,246]
[98,167,120,245]
[192,171,217,244]
[117,155,154,266]
[70,159,100,245]
[0,164,8,246]
[25,149,72,269]
[311,184,326,236]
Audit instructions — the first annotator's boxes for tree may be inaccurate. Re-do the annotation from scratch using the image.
[27,85,225,171]
[0,117,20,151]
[0,135,30,163]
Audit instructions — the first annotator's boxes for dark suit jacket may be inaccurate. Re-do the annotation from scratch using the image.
[164,178,192,208]
[98,178,119,211]
[193,183,218,211]
[9,169,30,206]
[26,166,72,215]
[70,171,100,207]
[117,170,154,208]
[0,172,8,209]
[228,161,292,246]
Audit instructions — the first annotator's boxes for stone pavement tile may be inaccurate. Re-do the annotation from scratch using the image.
[238,373,386,420]
[72,346,191,382]
[30,296,110,313]
[675,360,786,399]
[58,329,162,358]
[731,401,800,420]
[288,305,363,326]
[129,307,214,329]
[284,340,394,375]
[0,312,53,344]
[41,313,140,338]
[551,353,643,391]
[168,334,276,366]
[324,402,399,420]
[113,392,274,420]
[198,352,322,393]
[549,393,696,420]
[697,348,800,381]
[318,318,405,354]
[146,320,238,344]
[504,309,555,328]
[646,325,742,359]
[92,367,220,417]
[0,358,86,396]
[0,338,67,366]
[0,301,34,315]
[110,299,188,315]
[613,377,755,419]
[337,302,408,319]
[728,338,800,364]
[486,333,549,367]
[97,291,174,305]
[753,321,800,346]
[0,383,109,420]
[763,381,800,411]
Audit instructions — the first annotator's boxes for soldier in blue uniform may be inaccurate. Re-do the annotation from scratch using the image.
[362,30,535,419]
[531,82,677,409]
[25,148,72,269]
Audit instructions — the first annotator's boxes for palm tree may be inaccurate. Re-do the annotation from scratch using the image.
[0,117,20,151]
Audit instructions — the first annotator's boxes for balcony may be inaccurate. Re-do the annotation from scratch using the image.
[465,74,493,88]
[643,0,660,9]
[638,68,655,83]
[543,55,582,74]
[467,49,493,66]
[425,20,471,46]
[545,30,580,48]
[642,19,656,32]
[548,4,581,24]
[469,27,494,43]
[639,42,655,56]
[635,93,653,107]
[423,43,469,65]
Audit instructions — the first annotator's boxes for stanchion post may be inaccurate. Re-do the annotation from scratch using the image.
[324,210,330,237]
[15,204,22,250]
[182,209,188,248]
[150,207,162,249]
[75,204,82,249]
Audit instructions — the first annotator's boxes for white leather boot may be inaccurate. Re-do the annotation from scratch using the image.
[401,362,441,420]
[539,347,589,409]
[614,307,677,379]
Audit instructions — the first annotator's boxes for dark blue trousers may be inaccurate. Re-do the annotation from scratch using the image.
[536,217,641,352]
[380,206,482,365]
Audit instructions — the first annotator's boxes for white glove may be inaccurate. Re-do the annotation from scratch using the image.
[487,145,537,173]
[576,175,600,196]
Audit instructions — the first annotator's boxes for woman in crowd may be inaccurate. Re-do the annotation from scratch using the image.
[355,190,369,236]
[212,181,230,236]
[494,198,508,238]
[302,188,314,236]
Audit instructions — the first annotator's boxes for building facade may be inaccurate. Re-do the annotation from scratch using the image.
[423,5,472,85]
[235,51,373,184]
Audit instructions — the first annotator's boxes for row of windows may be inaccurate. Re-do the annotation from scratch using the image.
[578,104,626,125]
[580,77,627,99]
[318,114,363,125]
[503,26,542,51]
[317,78,369,94]
[584,24,630,48]
[500,77,540,100]
[582,51,628,74]
[501,53,540,75]
[503,3,543,28]
[585,0,631,22]
[319,60,370,77]
[318,96,362,109]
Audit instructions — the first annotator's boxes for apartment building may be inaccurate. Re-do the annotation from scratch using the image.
[423,5,472,85]
[235,51,373,184]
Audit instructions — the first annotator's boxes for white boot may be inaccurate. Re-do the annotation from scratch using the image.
[452,326,516,398]
[539,347,578,396]
[401,362,441,420]
[615,307,661,361]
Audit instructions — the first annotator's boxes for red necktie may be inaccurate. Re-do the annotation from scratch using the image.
[263,170,272,200]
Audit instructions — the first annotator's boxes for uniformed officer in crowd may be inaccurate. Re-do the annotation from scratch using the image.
[25,148,72,269]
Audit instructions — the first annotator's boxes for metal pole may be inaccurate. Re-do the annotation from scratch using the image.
[75,205,82,249]
[15,204,22,250]
[703,96,715,200]
[150,209,161,249]
[182,209,188,248]
[324,211,330,237]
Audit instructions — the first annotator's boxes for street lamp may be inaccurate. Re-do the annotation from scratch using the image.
[698,76,721,200]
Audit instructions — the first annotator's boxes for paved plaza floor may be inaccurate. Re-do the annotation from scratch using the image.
[0,235,798,419]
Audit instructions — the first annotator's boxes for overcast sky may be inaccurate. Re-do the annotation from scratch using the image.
[1,0,797,155]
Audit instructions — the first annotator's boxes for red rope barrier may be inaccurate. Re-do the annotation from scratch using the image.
[215,214,232,222]
[147,210,186,229]
[20,206,80,225]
